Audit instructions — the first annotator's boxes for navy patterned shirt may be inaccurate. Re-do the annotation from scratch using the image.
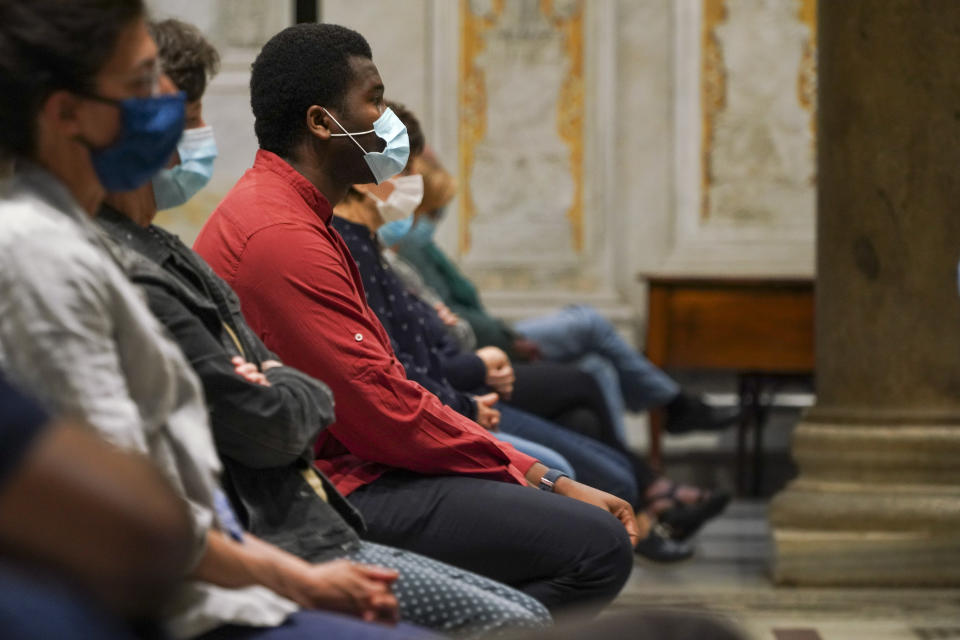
[332,216,486,419]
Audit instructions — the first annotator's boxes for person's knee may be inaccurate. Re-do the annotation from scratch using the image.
[563,502,634,606]
[566,304,610,337]
[490,598,552,632]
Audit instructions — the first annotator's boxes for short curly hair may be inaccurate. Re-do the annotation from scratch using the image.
[150,18,219,102]
[250,23,372,157]
[0,0,145,159]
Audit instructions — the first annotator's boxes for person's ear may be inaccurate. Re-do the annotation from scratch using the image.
[306,105,333,140]
[41,90,86,138]
[158,73,178,96]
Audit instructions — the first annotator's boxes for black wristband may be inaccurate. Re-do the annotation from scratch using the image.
[538,468,569,492]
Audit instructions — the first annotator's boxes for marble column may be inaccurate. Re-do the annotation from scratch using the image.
[769,1,960,585]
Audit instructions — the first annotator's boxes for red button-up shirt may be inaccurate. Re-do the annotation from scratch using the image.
[194,150,534,496]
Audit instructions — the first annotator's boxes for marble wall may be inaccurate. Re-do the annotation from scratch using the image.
[146,0,818,327]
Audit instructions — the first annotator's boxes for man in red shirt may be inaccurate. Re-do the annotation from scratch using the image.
[195,23,636,613]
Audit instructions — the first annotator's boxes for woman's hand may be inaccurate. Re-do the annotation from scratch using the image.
[473,392,501,431]
[476,347,515,399]
[286,559,399,624]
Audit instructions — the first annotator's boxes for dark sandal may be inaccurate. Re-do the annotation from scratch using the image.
[656,490,731,541]
[634,525,695,563]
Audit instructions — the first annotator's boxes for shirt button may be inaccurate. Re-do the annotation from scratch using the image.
[354,333,363,342]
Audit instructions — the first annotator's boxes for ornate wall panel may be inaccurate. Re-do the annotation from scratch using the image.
[661,0,817,277]
[703,0,816,227]
[458,0,601,295]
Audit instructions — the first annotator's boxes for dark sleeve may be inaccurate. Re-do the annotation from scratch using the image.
[390,335,478,420]
[140,281,335,468]
[0,375,49,486]
[441,352,488,392]
[403,295,488,391]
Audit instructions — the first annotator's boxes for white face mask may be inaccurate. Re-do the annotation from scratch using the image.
[367,173,424,223]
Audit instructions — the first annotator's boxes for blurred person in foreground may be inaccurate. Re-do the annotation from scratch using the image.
[0,372,192,639]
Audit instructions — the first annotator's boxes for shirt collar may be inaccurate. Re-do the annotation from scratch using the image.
[254,149,333,224]
[97,204,175,264]
[13,161,96,232]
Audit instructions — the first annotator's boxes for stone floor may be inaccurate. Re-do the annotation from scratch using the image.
[612,501,960,640]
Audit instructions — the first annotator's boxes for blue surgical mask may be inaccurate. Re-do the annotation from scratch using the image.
[84,92,186,192]
[324,107,409,184]
[377,216,415,248]
[152,125,218,210]
[402,217,437,248]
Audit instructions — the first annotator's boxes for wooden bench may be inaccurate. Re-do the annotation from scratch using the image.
[642,276,815,495]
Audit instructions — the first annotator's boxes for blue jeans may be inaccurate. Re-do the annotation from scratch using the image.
[497,404,639,508]
[495,432,576,479]
[515,305,680,444]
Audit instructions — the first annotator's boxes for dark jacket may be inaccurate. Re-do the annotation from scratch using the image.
[98,206,363,562]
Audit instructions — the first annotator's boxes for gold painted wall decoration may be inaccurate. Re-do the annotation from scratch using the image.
[458,0,585,258]
[700,0,817,225]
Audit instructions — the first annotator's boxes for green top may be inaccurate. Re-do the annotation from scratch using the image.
[394,239,517,354]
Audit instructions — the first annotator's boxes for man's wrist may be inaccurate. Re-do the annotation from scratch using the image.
[537,468,569,492]
[552,475,574,495]
[524,462,549,488]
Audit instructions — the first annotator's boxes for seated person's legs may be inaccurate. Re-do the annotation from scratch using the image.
[515,305,680,411]
[494,431,576,479]
[511,358,629,446]
[349,541,551,636]
[347,472,633,614]
[496,404,639,509]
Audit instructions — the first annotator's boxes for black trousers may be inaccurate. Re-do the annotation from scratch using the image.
[348,471,633,614]
[509,362,657,490]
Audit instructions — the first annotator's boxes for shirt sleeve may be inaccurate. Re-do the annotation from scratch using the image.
[440,352,488,392]
[233,226,535,484]
[0,240,148,452]
[390,335,478,419]
[0,236,214,563]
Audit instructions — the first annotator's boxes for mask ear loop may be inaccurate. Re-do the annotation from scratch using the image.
[322,107,374,153]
